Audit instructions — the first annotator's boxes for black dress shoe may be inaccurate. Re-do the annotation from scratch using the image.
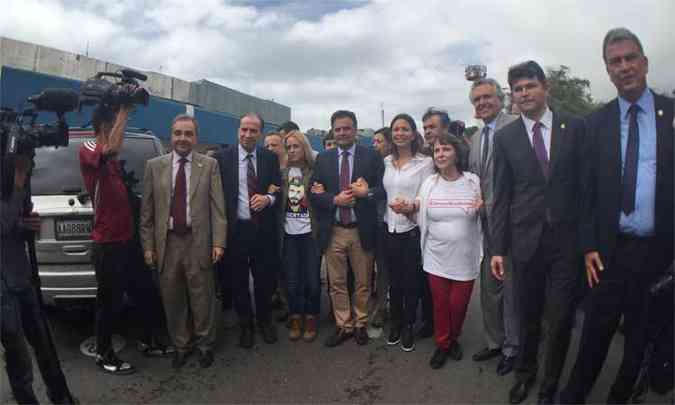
[354,327,369,346]
[259,322,278,344]
[537,393,554,405]
[324,328,353,348]
[172,351,190,369]
[473,347,502,362]
[429,347,448,369]
[239,326,255,348]
[509,379,535,404]
[448,341,463,361]
[415,322,434,339]
[198,350,214,368]
[497,355,516,376]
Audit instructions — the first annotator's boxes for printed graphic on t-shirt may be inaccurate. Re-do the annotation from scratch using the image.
[286,175,309,219]
[428,197,476,214]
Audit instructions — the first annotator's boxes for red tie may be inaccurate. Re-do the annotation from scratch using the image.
[171,157,188,234]
[532,122,549,178]
[339,150,351,225]
[246,154,260,223]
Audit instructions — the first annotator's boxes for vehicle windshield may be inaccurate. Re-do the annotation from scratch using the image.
[32,136,160,195]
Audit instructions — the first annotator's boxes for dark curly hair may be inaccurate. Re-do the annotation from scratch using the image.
[432,133,469,173]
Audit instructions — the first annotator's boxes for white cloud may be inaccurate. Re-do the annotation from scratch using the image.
[2,0,673,129]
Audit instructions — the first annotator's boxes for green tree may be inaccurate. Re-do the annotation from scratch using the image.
[547,65,601,117]
[464,126,479,137]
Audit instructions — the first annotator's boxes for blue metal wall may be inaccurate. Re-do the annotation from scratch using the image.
[0,66,277,145]
[0,66,375,151]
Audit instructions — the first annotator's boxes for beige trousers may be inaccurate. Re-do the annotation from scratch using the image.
[325,226,374,331]
[160,231,216,353]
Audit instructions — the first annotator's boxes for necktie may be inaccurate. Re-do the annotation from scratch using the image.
[622,104,640,215]
[339,150,351,225]
[246,154,259,222]
[532,122,549,178]
[481,126,490,171]
[171,157,188,234]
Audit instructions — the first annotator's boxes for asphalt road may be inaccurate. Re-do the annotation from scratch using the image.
[1,279,671,404]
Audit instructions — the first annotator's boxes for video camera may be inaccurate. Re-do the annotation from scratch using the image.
[79,68,150,109]
[0,89,78,157]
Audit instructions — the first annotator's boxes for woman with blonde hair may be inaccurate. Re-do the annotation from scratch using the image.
[277,130,321,341]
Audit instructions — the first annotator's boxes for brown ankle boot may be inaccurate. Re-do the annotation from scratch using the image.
[303,315,317,342]
[289,315,302,341]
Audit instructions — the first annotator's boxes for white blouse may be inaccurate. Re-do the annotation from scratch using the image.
[382,153,434,233]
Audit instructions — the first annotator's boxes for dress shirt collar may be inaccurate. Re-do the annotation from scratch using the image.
[239,144,256,161]
[337,143,356,157]
[172,151,192,164]
[618,87,653,119]
[484,112,500,132]
[521,107,553,132]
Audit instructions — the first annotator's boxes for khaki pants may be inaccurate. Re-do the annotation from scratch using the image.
[325,226,374,331]
[160,231,216,353]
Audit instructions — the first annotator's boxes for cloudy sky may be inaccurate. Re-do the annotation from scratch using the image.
[2,0,673,129]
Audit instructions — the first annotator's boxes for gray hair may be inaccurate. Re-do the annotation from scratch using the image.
[171,114,199,137]
[469,78,506,104]
[603,27,644,62]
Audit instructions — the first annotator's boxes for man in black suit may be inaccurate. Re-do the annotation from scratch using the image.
[214,112,282,348]
[560,28,674,404]
[310,110,385,347]
[490,61,585,404]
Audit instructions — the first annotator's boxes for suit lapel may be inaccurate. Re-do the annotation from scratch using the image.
[548,112,563,178]
[189,153,204,202]
[255,147,263,187]
[331,148,340,191]
[607,99,623,186]
[159,154,172,213]
[351,145,360,183]
[231,146,239,211]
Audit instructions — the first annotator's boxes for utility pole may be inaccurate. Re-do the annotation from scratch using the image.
[380,102,384,128]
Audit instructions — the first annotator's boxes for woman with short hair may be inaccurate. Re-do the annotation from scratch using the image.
[415,133,482,369]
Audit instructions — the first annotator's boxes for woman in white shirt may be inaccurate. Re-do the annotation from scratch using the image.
[278,131,320,342]
[415,133,482,369]
[383,113,434,352]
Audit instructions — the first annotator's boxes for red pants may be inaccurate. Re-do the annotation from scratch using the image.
[428,273,475,350]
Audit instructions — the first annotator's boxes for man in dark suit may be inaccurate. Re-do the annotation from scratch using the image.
[310,110,385,347]
[214,112,282,349]
[490,61,585,404]
[560,27,674,404]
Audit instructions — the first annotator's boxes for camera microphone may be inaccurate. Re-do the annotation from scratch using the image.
[28,89,79,114]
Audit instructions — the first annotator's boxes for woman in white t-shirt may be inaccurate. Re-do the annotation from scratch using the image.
[414,133,482,369]
[278,130,321,342]
[382,113,434,352]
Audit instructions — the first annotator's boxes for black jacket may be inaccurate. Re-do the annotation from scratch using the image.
[213,144,282,248]
[309,145,385,253]
[491,111,586,263]
[578,92,674,271]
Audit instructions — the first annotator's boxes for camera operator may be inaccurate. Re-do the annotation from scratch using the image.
[78,101,139,375]
[1,154,78,404]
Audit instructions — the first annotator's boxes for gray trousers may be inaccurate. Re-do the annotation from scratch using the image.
[479,232,519,357]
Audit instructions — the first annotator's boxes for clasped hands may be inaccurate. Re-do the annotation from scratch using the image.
[310,178,369,207]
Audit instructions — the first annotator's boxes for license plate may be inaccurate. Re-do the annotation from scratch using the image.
[56,218,93,240]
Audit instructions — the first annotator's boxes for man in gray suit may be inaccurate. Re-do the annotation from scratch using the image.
[468,78,519,376]
[141,114,227,369]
